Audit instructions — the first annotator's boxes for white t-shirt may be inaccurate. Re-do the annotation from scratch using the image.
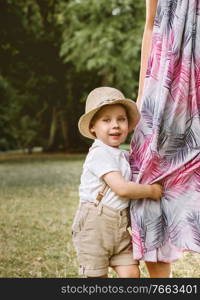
[79,139,131,210]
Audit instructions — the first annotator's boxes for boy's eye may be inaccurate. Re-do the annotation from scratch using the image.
[102,119,110,122]
[118,117,126,121]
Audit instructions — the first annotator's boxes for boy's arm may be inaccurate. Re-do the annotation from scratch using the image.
[103,171,162,201]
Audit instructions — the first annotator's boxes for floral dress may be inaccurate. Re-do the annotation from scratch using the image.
[130,0,200,262]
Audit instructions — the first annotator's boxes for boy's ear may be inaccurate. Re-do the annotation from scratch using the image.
[90,124,95,133]
[90,127,95,133]
[90,126,96,137]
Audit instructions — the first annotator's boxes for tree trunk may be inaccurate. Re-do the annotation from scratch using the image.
[60,112,69,150]
[47,107,58,150]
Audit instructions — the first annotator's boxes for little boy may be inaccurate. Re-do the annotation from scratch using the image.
[72,87,162,278]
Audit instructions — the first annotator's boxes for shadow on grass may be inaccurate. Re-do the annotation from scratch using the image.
[0,153,86,164]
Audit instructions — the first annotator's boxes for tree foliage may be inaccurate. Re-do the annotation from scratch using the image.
[0,0,145,152]
[60,0,145,96]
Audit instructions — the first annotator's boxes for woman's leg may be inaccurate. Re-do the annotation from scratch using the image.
[113,265,140,278]
[145,261,171,278]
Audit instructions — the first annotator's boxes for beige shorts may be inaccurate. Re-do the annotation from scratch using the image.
[72,202,138,277]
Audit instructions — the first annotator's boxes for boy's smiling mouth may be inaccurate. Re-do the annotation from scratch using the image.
[109,132,121,139]
[109,132,121,136]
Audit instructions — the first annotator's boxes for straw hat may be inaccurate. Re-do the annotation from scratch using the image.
[78,87,140,139]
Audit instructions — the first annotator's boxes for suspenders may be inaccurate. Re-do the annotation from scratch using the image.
[89,144,109,207]
[94,182,109,206]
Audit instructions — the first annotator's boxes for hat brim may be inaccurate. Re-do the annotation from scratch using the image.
[78,99,140,139]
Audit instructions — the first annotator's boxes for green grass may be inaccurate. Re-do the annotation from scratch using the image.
[0,154,199,278]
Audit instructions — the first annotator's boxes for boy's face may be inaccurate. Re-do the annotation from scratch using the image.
[90,104,129,148]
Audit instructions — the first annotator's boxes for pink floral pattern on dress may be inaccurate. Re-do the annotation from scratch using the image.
[130,0,200,262]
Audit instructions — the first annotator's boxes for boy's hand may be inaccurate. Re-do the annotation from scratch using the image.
[149,183,163,201]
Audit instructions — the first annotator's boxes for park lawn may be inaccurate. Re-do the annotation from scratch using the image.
[0,154,199,278]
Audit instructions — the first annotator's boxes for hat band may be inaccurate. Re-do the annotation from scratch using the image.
[96,98,121,107]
